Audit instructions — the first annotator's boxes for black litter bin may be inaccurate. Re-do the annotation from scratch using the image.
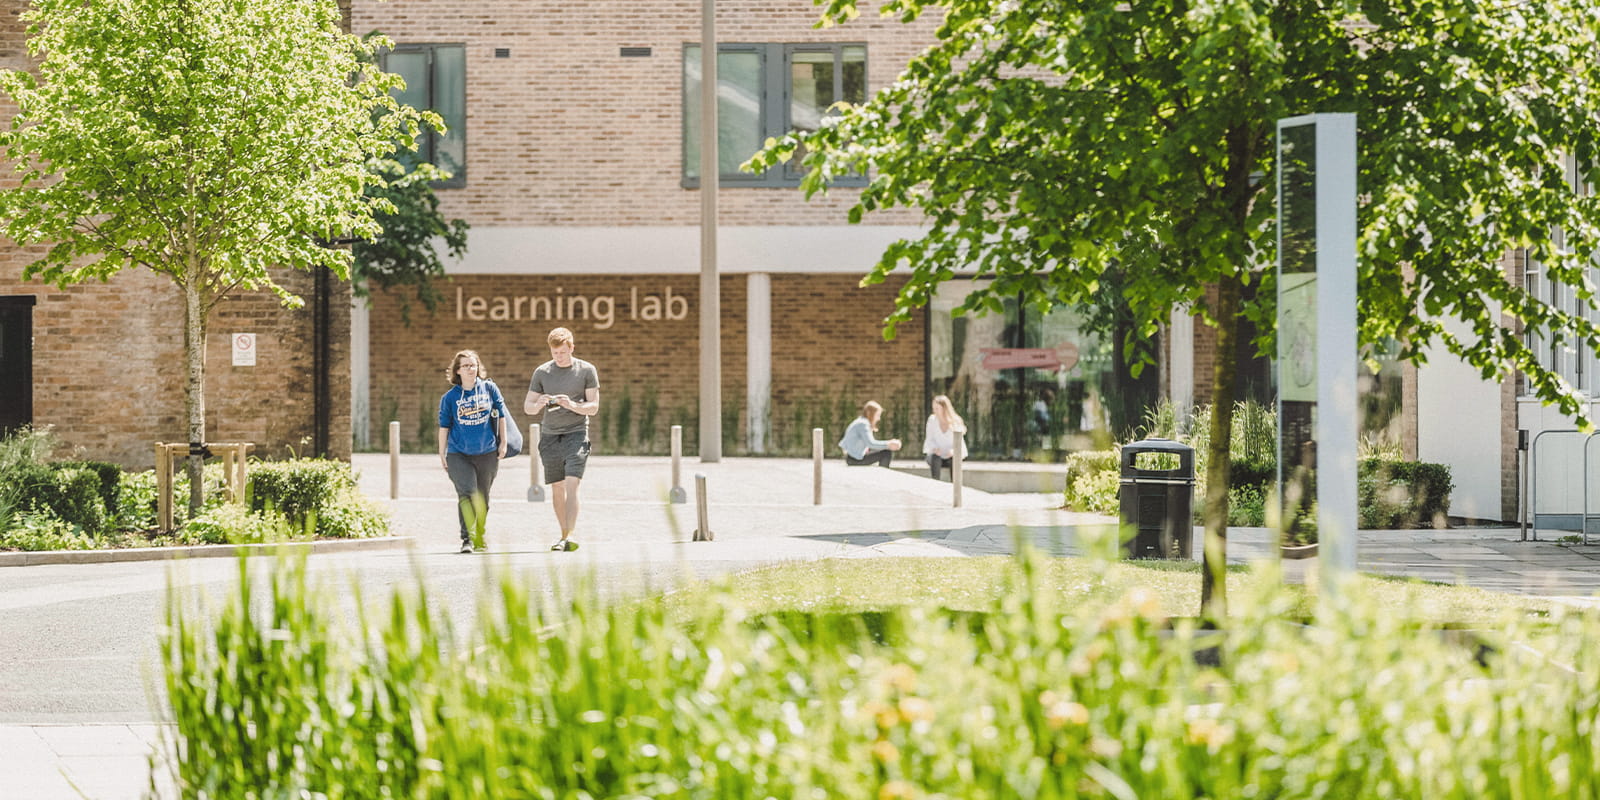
[1118,438,1194,559]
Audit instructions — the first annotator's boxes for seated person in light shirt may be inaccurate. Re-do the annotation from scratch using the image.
[922,394,967,481]
[839,400,902,467]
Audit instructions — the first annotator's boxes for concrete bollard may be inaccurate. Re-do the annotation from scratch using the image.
[669,424,687,503]
[693,473,714,541]
[528,423,545,502]
[952,430,964,509]
[389,420,400,499]
[812,427,824,505]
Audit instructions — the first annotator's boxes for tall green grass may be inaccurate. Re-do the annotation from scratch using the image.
[161,551,1600,799]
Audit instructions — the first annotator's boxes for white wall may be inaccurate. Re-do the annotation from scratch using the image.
[1416,316,1503,521]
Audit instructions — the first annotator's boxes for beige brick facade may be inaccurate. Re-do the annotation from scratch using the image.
[349,0,937,454]
[365,272,923,454]
[350,0,936,228]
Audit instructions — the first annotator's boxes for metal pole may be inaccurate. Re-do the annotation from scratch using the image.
[952,430,964,509]
[812,427,824,505]
[388,420,400,500]
[693,473,714,541]
[1519,428,1528,542]
[670,424,687,503]
[528,423,544,502]
[698,0,722,462]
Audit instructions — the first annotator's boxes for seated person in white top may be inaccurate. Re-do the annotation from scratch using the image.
[922,394,967,481]
[839,400,902,467]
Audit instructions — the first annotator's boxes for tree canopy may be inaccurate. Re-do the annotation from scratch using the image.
[752,0,1600,615]
[353,160,470,326]
[0,0,429,510]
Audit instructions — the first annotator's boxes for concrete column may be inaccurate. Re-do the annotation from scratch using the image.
[746,273,771,453]
[350,297,371,450]
[1169,304,1194,427]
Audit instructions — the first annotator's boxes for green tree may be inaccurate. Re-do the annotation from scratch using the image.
[353,160,470,326]
[0,0,428,513]
[752,0,1600,618]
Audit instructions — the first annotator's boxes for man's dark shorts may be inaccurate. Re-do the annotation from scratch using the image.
[540,430,591,483]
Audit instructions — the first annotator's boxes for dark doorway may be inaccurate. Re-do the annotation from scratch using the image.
[0,296,36,435]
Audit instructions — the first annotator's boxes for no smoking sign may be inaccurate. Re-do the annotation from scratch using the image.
[232,332,257,366]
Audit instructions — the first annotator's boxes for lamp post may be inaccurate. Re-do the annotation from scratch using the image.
[698,0,722,462]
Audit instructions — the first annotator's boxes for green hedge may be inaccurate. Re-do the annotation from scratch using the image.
[248,458,385,539]
[14,463,108,534]
[1359,458,1454,529]
[1062,450,1455,531]
[0,451,387,549]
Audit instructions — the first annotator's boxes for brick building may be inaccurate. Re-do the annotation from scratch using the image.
[348,0,945,457]
[0,0,1534,523]
[0,0,351,465]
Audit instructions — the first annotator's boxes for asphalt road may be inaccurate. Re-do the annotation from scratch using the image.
[0,454,1089,725]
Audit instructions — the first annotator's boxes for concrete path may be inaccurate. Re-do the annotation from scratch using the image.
[6,453,1600,798]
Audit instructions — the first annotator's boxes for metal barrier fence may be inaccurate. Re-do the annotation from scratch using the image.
[1530,429,1600,543]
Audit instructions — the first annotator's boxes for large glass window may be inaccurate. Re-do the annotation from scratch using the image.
[928,282,1160,460]
[683,43,866,187]
[382,44,467,188]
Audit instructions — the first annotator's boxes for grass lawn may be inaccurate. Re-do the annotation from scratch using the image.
[664,554,1559,625]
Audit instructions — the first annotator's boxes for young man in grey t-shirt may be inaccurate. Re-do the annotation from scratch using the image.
[525,326,600,551]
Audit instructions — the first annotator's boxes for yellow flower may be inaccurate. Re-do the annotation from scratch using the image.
[871,739,900,763]
[1044,700,1090,729]
[1127,586,1163,621]
[883,663,918,693]
[873,703,901,730]
[1088,736,1123,759]
[1069,641,1109,676]
[1185,717,1233,749]
[879,780,918,800]
[897,696,935,722]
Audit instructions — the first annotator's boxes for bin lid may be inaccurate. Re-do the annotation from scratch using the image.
[1122,437,1193,454]
[1120,437,1195,477]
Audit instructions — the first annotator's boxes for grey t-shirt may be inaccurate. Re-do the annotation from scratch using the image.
[528,357,599,435]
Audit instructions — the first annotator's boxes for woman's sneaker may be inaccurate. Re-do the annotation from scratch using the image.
[459,541,473,554]
[552,538,579,551]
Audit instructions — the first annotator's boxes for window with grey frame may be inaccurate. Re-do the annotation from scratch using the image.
[682,42,866,188]
[1521,155,1597,396]
[381,43,467,188]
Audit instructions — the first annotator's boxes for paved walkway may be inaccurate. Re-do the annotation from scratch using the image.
[8,454,1600,798]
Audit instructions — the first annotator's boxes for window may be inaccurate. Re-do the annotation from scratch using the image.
[1522,155,1595,395]
[682,43,866,187]
[381,43,467,188]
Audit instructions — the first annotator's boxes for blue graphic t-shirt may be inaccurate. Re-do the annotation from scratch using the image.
[439,381,510,456]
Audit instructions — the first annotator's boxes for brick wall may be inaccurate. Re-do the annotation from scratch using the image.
[349,0,939,228]
[364,272,923,452]
[0,262,350,466]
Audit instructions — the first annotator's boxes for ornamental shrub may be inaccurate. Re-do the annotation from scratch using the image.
[14,464,107,534]
[1359,459,1454,529]
[247,458,387,539]
[1063,449,1120,513]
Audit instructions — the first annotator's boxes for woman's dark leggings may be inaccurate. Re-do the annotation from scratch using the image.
[446,451,499,547]
[845,449,894,467]
[926,454,952,481]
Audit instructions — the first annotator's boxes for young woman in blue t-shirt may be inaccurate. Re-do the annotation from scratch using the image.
[438,349,510,553]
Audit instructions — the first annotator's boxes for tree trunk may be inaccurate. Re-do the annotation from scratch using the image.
[1200,275,1242,623]
[184,281,207,514]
